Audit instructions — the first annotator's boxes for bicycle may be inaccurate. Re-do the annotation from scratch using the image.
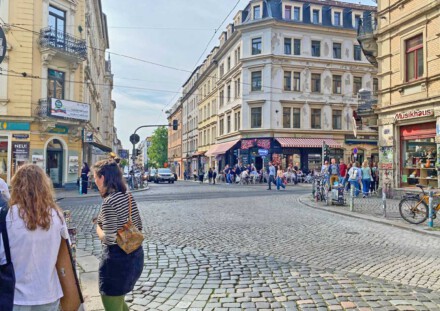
[398,184,439,224]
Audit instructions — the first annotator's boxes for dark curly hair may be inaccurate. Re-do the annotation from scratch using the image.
[93,159,127,197]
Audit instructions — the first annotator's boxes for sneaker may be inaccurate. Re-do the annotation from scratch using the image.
[362,195,366,198]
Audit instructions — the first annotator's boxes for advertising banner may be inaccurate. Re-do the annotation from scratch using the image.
[50,98,90,121]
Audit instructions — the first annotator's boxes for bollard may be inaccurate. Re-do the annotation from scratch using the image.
[349,184,354,212]
[382,187,387,218]
[428,190,434,228]
[312,179,316,198]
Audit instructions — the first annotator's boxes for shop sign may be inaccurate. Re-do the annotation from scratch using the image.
[49,98,90,121]
[394,109,433,121]
[12,134,29,140]
[0,121,30,131]
[12,142,30,160]
[118,149,129,159]
[84,131,94,143]
[258,149,268,156]
[0,26,6,65]
[241,139,271,150]
[49,125,69,134]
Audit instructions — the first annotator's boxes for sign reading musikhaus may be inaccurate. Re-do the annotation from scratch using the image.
[394,109,433,121]
[0,26,7,65]
[49,98,90,121]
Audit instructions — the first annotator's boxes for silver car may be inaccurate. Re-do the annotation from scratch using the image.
[154,168,175,184]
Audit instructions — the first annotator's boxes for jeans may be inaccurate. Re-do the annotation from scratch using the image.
[267,175,275,189]
[362,179,371,196]
[14,301,60,311]
[276,177,285,190]
[349,180,360,197]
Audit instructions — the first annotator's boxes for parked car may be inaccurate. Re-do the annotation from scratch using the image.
[148,169,157,182]
[154,168,175,184]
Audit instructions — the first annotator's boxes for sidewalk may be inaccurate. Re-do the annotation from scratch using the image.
[298,193,440,238]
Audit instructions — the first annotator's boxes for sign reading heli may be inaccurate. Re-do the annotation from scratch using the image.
[394,109,433,121]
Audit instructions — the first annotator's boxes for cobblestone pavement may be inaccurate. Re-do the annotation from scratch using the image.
[63,183,440,310]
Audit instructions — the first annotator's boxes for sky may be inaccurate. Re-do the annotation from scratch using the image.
[101,0,376,150]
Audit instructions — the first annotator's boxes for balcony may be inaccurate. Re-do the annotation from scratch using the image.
[357,17,378,67]
[39,27,87,61]
[35,98,49,118]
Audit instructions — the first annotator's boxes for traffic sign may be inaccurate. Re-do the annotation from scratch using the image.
[258,149,268,156]
[129,133,140,144]
[353,147,358,154]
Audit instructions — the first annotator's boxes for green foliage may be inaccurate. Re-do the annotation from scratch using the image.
[147,126,168,167]
[120,159,128,168]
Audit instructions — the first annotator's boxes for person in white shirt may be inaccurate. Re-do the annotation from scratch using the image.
[0,164,68,311]
[0,177,10,200]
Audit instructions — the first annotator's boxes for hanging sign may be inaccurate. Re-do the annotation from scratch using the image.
[0,26,6,65]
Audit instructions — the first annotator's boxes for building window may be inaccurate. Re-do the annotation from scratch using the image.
[283,107,291,128]
[284,38,292,55]
[333,43,341,59]
[373,78,378,95]
[311,40,320,57]
[312,9,320,24]
[227,115,231,133]
[252,37,262,55]
[293,108,301,128]
[293,7,301,21]
[353,76,362,95]
[354,14,361,29]
[251,107,262,128]
[354,45,362,61]
[333,75,342,94]
[220,64,224,77]
[219,90,224,106]
[235,78,241,98]
[285,5,292,20]
[227,57,231,71]
[234,111,241,131]
[311,109,321,129]
[406,35,423,81]
[311,73,321,93]
[284,71,292,91]
[48,69,65,99]
[293,72,301,91]
[220,118,224,135]
[294,39,301,55]
[334,12,341,26]
[227,84,231,102]
[49,5,66,48]
[332,110,342,130]
[235,47,241,64]
[253,5,261,19]
[251,71,262,91]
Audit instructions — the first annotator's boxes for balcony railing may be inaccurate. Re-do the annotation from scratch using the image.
[39,27,87,60]
[357,16,378,67]
[35,98,49,118]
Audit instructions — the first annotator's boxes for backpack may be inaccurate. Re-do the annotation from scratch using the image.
[330,164,339,175]
[349,168,358,180]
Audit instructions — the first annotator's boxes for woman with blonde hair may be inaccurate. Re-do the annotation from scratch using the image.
[361,160,372,198]
[0,164,68,310]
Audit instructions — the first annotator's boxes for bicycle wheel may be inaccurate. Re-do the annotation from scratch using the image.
[399,197,428,224]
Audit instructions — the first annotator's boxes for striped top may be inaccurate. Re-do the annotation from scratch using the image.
[97,192,143,246]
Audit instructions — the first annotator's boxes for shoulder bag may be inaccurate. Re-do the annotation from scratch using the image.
[116,194,144,254]
[0,205,15,311]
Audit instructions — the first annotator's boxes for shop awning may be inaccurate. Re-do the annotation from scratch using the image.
[276,138,342,148]
[192,151,206,157]
[205,140,239,157]
[89,142,113,153]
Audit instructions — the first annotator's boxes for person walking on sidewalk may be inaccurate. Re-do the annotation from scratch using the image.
[348,162,360,197]
[208,168,213,184]
[0,164,68,311]
[81,162,90,194]
[93,159,144,311]
[329,158,340,189]
[276,167,286,190]
[267,162,276,190]
[361,160,372,198]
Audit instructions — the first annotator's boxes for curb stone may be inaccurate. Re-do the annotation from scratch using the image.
[76,249,103,311]
[56,186,149,200]
[298,194,440,238]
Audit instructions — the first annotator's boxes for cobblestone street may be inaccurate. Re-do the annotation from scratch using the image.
[61,182,440,310]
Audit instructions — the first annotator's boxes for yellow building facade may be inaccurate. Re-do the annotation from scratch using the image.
[1,0,88,187]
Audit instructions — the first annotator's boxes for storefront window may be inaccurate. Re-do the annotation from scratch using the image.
[0,137,8,182]
[308,153,321,174]
[401,138,437,187]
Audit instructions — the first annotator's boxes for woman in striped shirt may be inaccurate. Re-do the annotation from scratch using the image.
[93,159,144,311]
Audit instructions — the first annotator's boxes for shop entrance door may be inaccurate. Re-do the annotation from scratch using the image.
[46,139,64,188]
[255,156,263,171]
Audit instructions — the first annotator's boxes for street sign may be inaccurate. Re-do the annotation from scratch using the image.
[129,133,140,145]
[0,26,6,65]
[353,147,358,154]
[258,149,268,156]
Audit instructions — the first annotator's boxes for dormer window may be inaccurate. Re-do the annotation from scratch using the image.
[285,5,292,20]
[253,5,261,20]
[333,11,342,26]
[312,9,320,24]
[353,12,362,29]
[293,7,301,21]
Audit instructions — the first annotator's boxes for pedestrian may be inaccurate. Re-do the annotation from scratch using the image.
[0,164,68,310]
[93,159,144,311]
[361,160,372,198]
[0,176,10,200]
[370,162,379,193]
[329,158,340,189]
[267,161,276,190]
[345,162,352,191]
[208,167,213,184]
[347,162,360,197]
[276,167,286,190]
[339,159,347,186]
[198,167,204,183]
[212,167,217,185]
[81,162,90,194]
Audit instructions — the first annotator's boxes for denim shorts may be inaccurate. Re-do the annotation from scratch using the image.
[99,244,144,296]
[13,300,59,311]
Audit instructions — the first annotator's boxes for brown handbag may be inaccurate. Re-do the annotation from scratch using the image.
[116,193,144,254]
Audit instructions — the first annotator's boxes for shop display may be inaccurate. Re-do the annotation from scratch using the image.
[401,138,437,187]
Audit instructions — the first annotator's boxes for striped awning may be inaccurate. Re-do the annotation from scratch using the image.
[205,140,239,157]
[275,138,342,148]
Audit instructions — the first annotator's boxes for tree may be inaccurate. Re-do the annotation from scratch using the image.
[147,126,168,167]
